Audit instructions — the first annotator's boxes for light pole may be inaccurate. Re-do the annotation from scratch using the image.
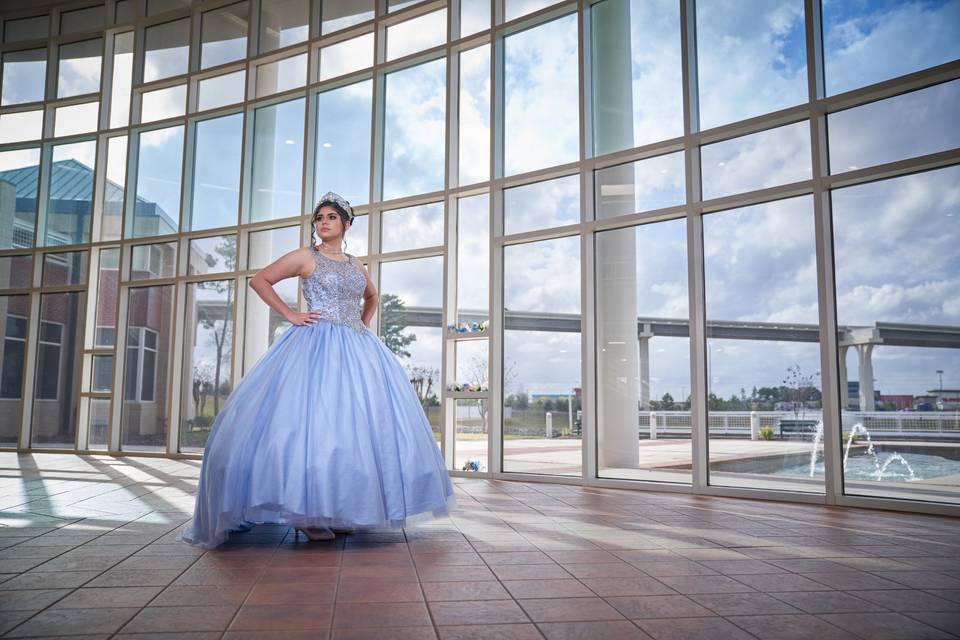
[936,369,944,393]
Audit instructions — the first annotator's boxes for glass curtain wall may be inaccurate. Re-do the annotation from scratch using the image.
[0,0,956,513]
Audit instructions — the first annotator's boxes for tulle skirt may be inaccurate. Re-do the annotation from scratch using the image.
[179,319,456,549]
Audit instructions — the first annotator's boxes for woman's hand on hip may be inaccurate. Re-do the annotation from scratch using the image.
[287,310,324,325]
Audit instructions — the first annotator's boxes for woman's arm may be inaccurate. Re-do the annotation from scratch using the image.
[359,262,378,328]
[249,248,322,326]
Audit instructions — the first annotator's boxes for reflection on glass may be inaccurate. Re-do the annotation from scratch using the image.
[387,9,447,61]
[94,248,120,348]
[823,0,960,96]
[504,174,579,235]
[595,152,685,219]
[201,1,250,69]
[116,0,137,23]
[1,48,46,105]
[383,59,446,201]
[459,45,490,186]
[455,398,488,471]
[0,295,29,446]
[0,148,40,250]
[0,255,32,288]
[833,165,959,505]
[57,38,102,98]
[91,356,113,392]
[319,33,374,80]
[249,98,304,222]
[0,111,42,143]
[198,70,246,110]
[130,242,176,280]
[148,0,190,15]
[382,202,443,253]
[121,285,174,451]
[87,397,110,450]
[61,6,104,34]
[703,195,822,493]
[187,235,237,275]
[190,113,242,231]
[255,53,306,97]
[3,16,48,43]
[345,214,368,257]
[388,0,424,11]
[259,0,309,53]
[316,81,372,207]
[322,0,375,34]
[110,31,134,128]
[461,0,490,37]
[54,101,99,136]
[181,280,235,452]
[503,236,581,476]
[457,194,488,326]
[696,0,806,129]
[31,291,85,448]
[101,136,127,242]
[505,14,579,175]
[828,80,960,174]
[591,0,682,154]
[131,125,183,238]
[597,220,691,483]
[244,276,296,374]
[701,121,811,200]
[44,142,96,246]
[141,84,186,122]
[144,18,189,82]
[42,251,89,286]
[506,0,558,21]
[248,226,300,269]
[379,257,443,439]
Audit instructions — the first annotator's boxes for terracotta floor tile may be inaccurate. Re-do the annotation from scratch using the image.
[0,588,71,612]
[490,564,572,581]
[656,575,755,594]
[5,607,140,638]
[518,597,624,623]
[846,589,959,612]
[580,577,676,597]
[435,623,543,640]
[634,616,755,640]
[537,620,652,640]
[726,614,858,640]
[769,590,888,614]
[246,580,337,605]
[335,579,424,603]
[333,601,432,628]
[503,579,594,599]
[153,584,252,607]
[231,603,334,631]
[120,605,239,633]
[429,600,529,626]
[418,564,497,582]
[421,581,511,602]
[689,592,801,616]
[605,595,714,619]
[333,626,436,639]
[52,585,162,609]
[818,612,954,640]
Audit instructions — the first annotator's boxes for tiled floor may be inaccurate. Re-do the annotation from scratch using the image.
[1,453,959,639]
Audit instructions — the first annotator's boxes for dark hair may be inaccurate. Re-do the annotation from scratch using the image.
[311,199,353,228]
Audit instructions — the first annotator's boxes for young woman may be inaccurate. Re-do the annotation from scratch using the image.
[179,192,456,548]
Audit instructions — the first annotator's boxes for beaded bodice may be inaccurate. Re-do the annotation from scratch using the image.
[301,245,366,332]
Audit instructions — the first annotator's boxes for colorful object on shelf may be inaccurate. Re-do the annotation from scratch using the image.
[447,320,489,334]
[446,382,489,393]
[461,460,481,471]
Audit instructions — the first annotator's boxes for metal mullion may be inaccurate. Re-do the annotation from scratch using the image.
[823,149,960,191]
[498,223,581,247]
[587,205,688,234]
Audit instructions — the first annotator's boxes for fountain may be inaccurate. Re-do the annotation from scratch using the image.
[807,421,919,482]
[876,453,917,482]
[843,423,881,475]
[808,420,824,477]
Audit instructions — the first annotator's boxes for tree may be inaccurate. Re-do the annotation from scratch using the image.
[379,293,416,359]
[659,392,675,410]
[782,364,821,418]
[195,237,236,417]
[406,365,439,408]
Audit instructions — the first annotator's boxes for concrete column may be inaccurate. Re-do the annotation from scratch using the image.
[750,411,759,440]
[856,344,875,411]
[638,333,651,410]
[838,345,849,411]
[649,411,657,440]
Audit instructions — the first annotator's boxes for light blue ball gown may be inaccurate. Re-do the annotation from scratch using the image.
[179,245,456,549]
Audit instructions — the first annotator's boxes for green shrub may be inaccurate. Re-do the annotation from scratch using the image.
[758,425,775,440]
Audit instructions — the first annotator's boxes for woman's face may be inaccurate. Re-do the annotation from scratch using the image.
[314,204,349,242]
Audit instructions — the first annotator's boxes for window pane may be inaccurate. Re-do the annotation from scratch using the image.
[828,80,960,174]
[383,59,446,200]
[249,98,304,223]
[0,295,29,445]
[0,148,40,249]
[144,18,189,83]
[503,235,581,476]
[248,225,300,269]
[201,2,249,69]
[109,31,134,128]
[696,0,807,129]
[181,279,235,452]
[505,14,579,175]
[703,196,822,493]
[458,44,490,186]
[0,110,42,143]
[243,276,295,374]
[190,113,242,231]
[833,166,959,504]
[461,0,490,37]
[347,215,368,257]
[54,101,98,137]
[130,242,176,280]
[506,0,559,21]
[388,0,425,11]
[382,201,443,253]
[121,285,174,451]
[187,234,237,275]
[457,193,488,326]
[131,126,183,238]
[116,0,137,23]
[322,0,375,34]
[0,255,32,288]
[597,220,691,483]
[255,53,306,98]
[823,0,960,96]
[594,151,685,219]
[31,291,85,448]
[316,80,372,207]
[94,248,120,348]
[4,16,48,43]
[41,251,88,286]
[91,355,113,392]
[148,0,190,15]
[701,121,811,200]
[259,0,309,53]
[101,136,126,242]
[198,70,246,111]
[504,174,579,235]
[386,9,447,61]
[141,83,186,122]
[379,257,444,440]
[591,0,682,154]
[61,6,104,34]
[319,33,374,81]
[454,398,488,471]
[58,38,102,98]
[1,48,46,105]
[87,397,110,450]
[44,141,96,246]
